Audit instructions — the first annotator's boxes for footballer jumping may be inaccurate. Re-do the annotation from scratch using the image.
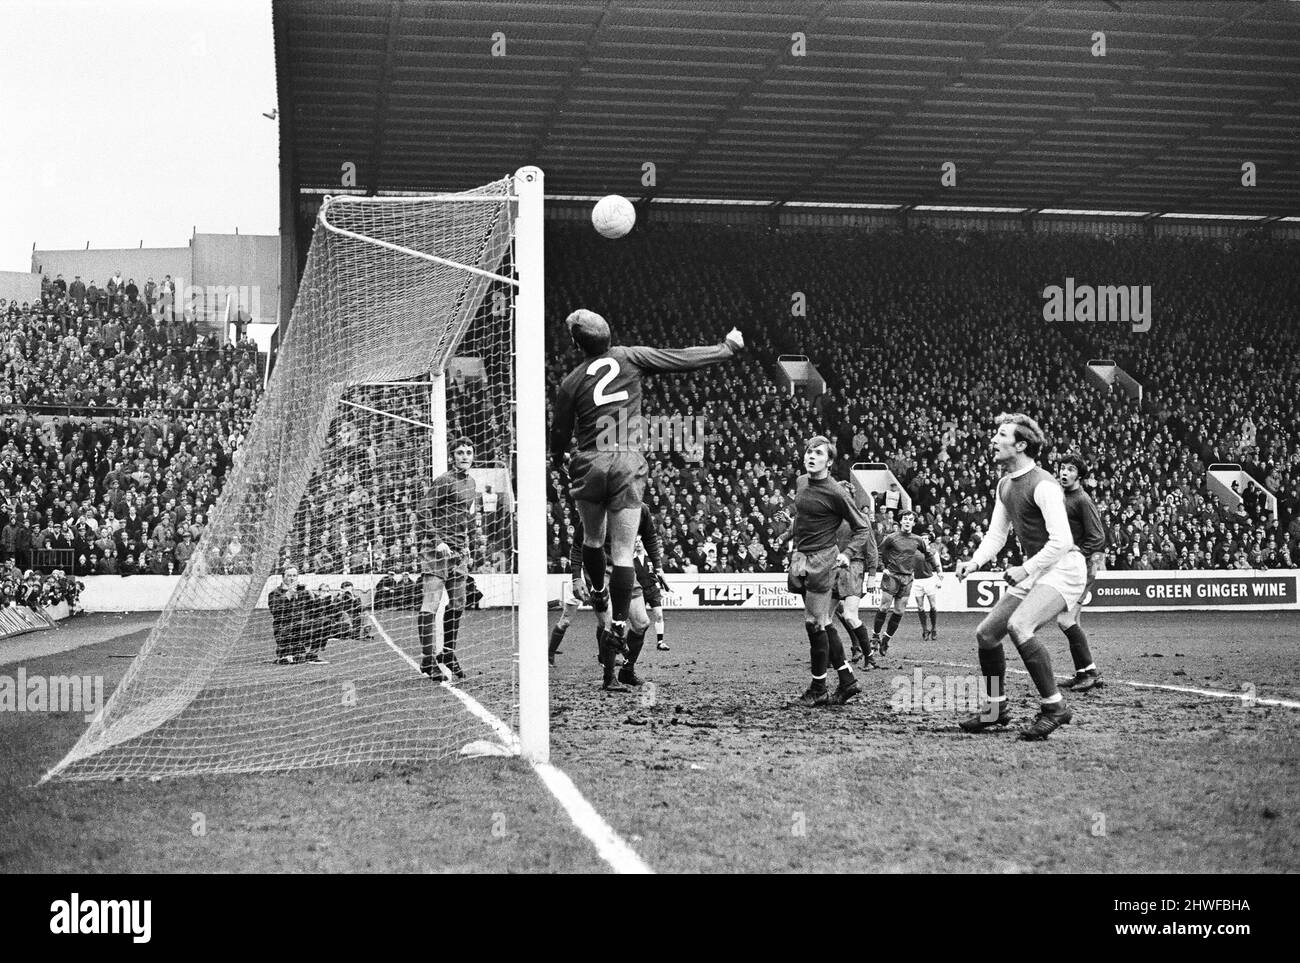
[550,310,741,678]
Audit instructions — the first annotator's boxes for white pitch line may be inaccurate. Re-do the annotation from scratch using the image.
[367,612,653,874]
[531,763,653,874]
[904,658,1300,710]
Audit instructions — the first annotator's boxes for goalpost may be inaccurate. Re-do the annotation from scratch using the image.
[45,167,548,780]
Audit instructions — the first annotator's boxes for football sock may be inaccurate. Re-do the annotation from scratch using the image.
[850,622,871,655]
[805,622,830,677]
[886,613,902,637]
[929,608,938,633]
[610,565,635,622]
[548,621,568,656]
[836,661,855,684]
[442,607,462,653]
[824,623,847,669]
[417,612,435,666]
[655,611,665,643]
[1014,634,1059,699]
[978,645,1006,701]
[582,546,607,592]
[1063,624,1093,672]
[810,673,828,691]
[625,627,646,667]
[917,608,928,632]
[873,610,887,634]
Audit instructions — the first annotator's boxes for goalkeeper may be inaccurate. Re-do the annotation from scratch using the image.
[417,437,478,681]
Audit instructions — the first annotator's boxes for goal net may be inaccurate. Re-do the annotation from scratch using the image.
[46,168,550,781]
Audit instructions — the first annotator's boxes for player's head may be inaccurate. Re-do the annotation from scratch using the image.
[566,309,611,356]
[451,437,474,471]
[803,435,835,477]
[282,564,299,587]
[899,509,916,533]
[1057,451,1088,490]
[991,412,1045,465]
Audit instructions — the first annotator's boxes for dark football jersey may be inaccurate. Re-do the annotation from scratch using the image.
[550,343,737,456]
[879,531,929,577]
[1063,485,1106,555]
[423,469,476,555]
[791,475,872,559]
[914,542,937,578]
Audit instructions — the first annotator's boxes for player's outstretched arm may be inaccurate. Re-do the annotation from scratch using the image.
[623,330,743,374]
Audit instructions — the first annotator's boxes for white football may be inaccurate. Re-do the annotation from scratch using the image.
[592,194,636,239]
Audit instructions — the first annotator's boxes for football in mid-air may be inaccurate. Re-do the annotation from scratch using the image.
[592,194,636,239]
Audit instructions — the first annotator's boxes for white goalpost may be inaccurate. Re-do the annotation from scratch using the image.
[45,167,549,780]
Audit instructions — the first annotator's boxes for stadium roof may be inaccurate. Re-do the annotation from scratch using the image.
[273,0,1300,217]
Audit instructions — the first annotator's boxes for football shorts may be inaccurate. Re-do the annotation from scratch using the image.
[568,450,649,510]
[912,574,940,603]
[833,559,865,600]
[788,546,838,596]
[880,571,914,600]
[419,545,468,579]
[1008,550,1087,608]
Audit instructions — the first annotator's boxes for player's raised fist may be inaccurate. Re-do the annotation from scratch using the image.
[724,328,744,351]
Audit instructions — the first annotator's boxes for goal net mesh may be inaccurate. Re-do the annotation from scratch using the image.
[48,177,522,780]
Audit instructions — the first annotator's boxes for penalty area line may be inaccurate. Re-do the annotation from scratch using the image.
[366,612,652,874]
[904,658,1300,710]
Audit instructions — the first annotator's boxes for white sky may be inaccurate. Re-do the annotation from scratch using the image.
[0,0,278,272]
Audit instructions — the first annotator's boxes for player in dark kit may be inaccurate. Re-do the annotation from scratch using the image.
[786,436,874,707]
[417,437,477,681]
[955,413,1085,740]
[910,532,945,641]
[831,480,879,667]
[870,510,930,656]
[550,309,742,671]
[1055,452,1107,692]
[561,502,665,691]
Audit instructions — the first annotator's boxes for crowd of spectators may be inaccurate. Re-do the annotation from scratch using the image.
[0,560,82,611]
[4,226,1298,589]
[544,224,1300,574]
[0,279,262,578]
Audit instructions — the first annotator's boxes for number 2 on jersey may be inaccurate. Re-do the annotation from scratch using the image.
[587,358,629,407]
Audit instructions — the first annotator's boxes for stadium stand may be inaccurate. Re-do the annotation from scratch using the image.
[1,293,261,576]
[6,226,1300,581]
[545,226,1300,575]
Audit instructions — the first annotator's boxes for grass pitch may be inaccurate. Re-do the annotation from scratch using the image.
[2,609,1297,873]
